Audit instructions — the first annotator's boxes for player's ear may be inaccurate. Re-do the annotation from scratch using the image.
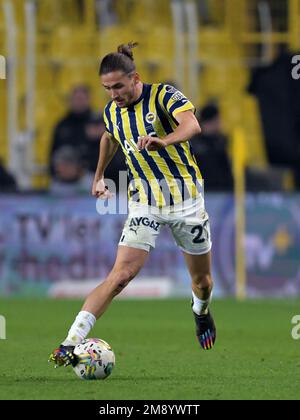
[132,72,140,85]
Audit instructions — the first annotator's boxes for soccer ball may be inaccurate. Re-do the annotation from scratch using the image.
[73,338,115,380]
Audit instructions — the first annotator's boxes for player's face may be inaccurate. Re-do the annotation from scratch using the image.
[101,71,140,107]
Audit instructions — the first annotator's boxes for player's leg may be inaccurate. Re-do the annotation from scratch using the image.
[49,245,148,367]
[81,245,148,318]
[49,202,162,367]
[182,250,216,350]
[169,197,216,350]
[183,250,213,313]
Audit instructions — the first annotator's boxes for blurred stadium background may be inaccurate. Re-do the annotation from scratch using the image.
[0,0,300,300]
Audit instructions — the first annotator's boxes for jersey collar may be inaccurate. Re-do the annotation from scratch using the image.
[126,83,150,110]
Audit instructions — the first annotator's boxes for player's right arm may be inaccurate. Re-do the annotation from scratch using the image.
[92,131,119,198]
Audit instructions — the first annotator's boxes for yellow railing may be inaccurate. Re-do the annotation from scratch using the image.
[233,127,247,300]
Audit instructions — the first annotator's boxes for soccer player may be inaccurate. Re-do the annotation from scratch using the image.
[49,42,216,368]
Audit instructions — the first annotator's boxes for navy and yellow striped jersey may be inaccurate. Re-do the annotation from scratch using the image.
[103,83,202,207]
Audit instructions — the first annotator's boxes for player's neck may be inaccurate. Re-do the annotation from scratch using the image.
[131,81,144,104]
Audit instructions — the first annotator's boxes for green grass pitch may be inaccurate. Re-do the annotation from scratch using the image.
[0,298,299,400]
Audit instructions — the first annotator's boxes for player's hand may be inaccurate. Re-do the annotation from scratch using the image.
[137,136,167,152]
[92,177,114,200]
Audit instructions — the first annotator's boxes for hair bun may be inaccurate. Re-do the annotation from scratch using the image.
[117,42,138,61]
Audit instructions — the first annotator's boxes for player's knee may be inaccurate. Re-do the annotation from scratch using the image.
[192,273,213,291]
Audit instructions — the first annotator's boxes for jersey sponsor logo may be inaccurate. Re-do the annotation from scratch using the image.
[165,85,186,101]
[171,91,185,101]
[129,217,160,232]
[124,138,138,154]
[145,112,156,124]
[165,85,177,93]
[113,122,121,131]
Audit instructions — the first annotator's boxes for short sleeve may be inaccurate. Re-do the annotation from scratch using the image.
[103,105,113,139]
[158,84,195,119]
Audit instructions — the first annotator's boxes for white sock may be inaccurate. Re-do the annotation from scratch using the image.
[62,311,96,346]
[192,290,212,315]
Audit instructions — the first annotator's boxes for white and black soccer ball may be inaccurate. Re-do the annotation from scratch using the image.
[73,338,115,380]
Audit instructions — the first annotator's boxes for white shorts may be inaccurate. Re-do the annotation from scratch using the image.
[119,196,212,255]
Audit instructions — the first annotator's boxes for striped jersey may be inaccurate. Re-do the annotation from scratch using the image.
[103,83,202,207]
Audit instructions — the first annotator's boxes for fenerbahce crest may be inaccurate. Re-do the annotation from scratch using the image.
[145,112,156,124]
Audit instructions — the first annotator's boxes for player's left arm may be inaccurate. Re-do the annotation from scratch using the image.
[137,110,201,152]
[163,110,201,146]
